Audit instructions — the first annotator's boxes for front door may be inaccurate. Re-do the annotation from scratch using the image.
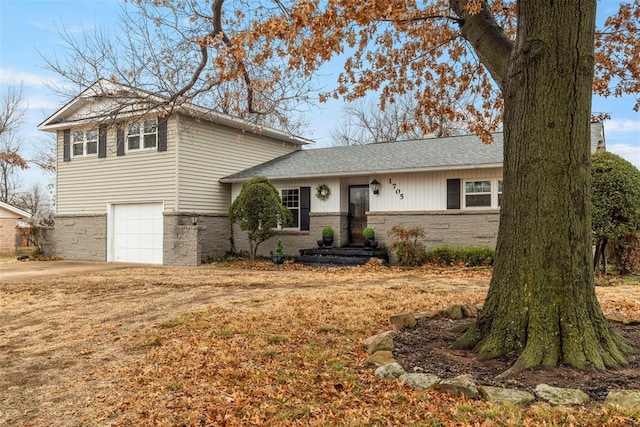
[348,185,369,245]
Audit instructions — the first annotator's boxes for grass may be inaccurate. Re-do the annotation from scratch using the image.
[92,268,639,426]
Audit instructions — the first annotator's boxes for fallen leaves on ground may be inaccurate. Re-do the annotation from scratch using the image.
[2,264,639,426]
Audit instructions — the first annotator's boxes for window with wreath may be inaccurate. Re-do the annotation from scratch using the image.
[127,119,157,151]
[281,189,299,228]
[464,180,492,208]
[72,128,98,157]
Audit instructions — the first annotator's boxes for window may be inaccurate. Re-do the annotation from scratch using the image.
[498,180,503,207]
[127,119,157,151]
[281,189,299,228]
[465,180,492,208]
[72,128,98,157]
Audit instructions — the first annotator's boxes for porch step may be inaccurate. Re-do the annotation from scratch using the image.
[295,247,388,266]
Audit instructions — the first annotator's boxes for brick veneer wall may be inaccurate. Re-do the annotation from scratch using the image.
[163,213,231,266]
[232,212,346,258]
[367,210,500,250]
[0,218,17,254]
[48,214,107,261]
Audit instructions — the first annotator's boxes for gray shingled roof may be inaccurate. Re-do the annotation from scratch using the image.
[221,123,604,182]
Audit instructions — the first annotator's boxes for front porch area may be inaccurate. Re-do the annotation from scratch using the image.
[295,246,389,266]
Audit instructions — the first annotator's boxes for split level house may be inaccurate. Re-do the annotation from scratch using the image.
[38,80,606,265]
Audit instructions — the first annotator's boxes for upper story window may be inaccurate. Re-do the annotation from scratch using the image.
[464,180,492,208]
[127,119,157,151]
[72,128,98,157]
[281,189,299,228]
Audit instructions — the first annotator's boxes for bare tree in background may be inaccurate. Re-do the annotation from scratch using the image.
[17,183,54,225]
[331,94,467,146]
[43,1,315,134]
[0,84,28,204]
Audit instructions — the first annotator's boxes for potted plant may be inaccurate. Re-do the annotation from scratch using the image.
[271,239,285,264]
[362,227,377,249]
[322,227,334,247]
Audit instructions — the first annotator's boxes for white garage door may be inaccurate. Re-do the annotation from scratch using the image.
[112,203,163,264]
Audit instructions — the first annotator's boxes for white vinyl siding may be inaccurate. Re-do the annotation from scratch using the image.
[367,168,503,212]
[55,118,177,214]
[231,178,342,214]
[176,115,299,213]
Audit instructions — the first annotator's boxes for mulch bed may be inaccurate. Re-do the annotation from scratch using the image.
[393,317,640,401]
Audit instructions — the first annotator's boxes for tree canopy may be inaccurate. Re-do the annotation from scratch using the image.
[591,151,640,273]
[49,1,639,140]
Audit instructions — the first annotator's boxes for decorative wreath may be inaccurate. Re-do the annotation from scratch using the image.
[315,183,331,201]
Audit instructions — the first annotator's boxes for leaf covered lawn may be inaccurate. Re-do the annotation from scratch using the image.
[1,262,638,426]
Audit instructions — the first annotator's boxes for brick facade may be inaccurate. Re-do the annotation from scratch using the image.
[44,214,107,261]
[163,213,231,265]
[232,212,346,258]
[367,210,500,249]
[0,218,17,254]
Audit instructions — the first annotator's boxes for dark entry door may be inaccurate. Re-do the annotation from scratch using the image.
[348,185,369,245]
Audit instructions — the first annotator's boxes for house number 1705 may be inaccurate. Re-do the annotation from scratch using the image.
[388,178,404,200]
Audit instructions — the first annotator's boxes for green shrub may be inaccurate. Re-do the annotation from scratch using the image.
[465,246,495,267]
[322,227,334,237]
[389,225,427,266]
[362,227,375,239]
[425,246,495,267]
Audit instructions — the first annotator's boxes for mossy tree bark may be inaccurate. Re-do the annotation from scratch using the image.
[452,0,633,374]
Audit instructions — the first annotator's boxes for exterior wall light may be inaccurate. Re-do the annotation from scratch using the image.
[370,179,380,195]
[190,212,199,225]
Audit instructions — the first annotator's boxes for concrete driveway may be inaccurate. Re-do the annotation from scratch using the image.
[0,260,163,282]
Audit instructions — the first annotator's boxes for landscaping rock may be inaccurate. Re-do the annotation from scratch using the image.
[534,384,590,405]
[479,386,536,405]
[444,304,464,320]
[362,330,397,354]
[375,362,406,379]
[366,350,396,367]
[438,374,479,399]
[390,312,417,330]
[605,389,640,409]
[606,313,640,325]
[399,373,441,390]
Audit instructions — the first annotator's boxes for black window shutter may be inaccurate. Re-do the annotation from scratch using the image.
[446,179,461,209]
[98,125,107,158]
[157,116,168,152]
[116,126,125,156]
[63,129,71,162]
[300,186,311,231]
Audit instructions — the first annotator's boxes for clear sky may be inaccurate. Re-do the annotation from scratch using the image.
[1,0,639,192]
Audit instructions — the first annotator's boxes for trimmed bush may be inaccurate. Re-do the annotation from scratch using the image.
[362,227,375,239]
[322,227,334,238]
[425,246,495,267]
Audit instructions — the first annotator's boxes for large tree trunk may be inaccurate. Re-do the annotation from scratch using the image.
[453,0,632,374]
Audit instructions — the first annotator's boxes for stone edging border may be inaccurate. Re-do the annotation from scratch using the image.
[363,309,640,408]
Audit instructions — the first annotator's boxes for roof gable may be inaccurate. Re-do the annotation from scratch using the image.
[38,79,313,146]
[0,201,31,218]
